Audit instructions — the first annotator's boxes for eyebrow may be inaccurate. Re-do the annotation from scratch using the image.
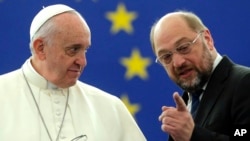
[175,36,190,45]
[64,44,89,50]
[157,36,190,56]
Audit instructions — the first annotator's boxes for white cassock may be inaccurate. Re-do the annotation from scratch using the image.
[0,59,146,141]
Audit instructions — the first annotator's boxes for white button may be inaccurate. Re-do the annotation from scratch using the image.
[57,124,62,129]
[56,111,62,116]
[60,134,66,139]
[54,99,60,104]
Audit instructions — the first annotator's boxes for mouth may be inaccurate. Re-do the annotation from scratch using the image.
[68,68,82,77]
[68,68,81,72]
[178,68,194,79]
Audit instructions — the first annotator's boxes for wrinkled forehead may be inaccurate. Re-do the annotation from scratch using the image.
[153,14,194,54]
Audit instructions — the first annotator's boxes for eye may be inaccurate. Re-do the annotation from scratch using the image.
[160,53,172,62]
[176,42,192,54]
[65,46,81,56]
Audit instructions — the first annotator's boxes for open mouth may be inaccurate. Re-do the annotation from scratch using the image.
[178,68,194,79]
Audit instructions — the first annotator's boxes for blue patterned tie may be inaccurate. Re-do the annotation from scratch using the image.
[191,89,203,118]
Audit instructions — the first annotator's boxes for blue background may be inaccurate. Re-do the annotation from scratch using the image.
[1,0,250,140]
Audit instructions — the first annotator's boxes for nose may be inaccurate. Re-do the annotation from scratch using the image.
[75,51,87,67]
[172,53,185,68]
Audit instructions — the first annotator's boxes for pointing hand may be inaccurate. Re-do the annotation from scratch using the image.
[159,92,194,141]
[173,92,187,112]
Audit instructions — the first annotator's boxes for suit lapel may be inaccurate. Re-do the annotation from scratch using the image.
[194,56,233,125]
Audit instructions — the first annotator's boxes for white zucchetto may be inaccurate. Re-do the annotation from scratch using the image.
[30,4,74,40]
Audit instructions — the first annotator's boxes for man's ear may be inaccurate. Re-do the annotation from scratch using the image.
[203,29,214,50]
[33,39,46,60]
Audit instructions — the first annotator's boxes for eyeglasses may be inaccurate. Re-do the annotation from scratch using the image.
[155,31,203,66]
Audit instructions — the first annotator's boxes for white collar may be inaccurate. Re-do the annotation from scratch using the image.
[22,58,65,90]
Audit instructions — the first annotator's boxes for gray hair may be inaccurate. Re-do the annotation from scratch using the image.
[29,11,84,55]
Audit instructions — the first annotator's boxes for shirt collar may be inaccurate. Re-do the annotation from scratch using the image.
[203,53,222,90]
[22,58,60,90]
[187,53,223,98]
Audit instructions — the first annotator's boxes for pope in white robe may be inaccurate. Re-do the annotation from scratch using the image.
[0,4,146,141]
[0,59,146,141]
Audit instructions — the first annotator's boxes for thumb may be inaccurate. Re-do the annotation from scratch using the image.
[173,92,187,111]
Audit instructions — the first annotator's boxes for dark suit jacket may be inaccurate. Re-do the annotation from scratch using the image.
[169,56,250,141]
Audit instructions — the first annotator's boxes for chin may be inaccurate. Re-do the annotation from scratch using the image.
[69,80,77,86]
[62,80,77,88]
[179,78,201,92]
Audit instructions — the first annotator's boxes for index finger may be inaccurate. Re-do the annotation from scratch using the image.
[173,92,187,111]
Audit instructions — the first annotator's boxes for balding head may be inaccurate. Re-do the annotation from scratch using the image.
[150,11,207,55]
[149,10,218,92]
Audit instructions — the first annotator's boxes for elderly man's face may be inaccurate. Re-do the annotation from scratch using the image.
[41,13,91,88]
[153,15,214,92]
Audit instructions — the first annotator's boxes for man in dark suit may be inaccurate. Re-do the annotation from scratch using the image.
[150,10,250,141]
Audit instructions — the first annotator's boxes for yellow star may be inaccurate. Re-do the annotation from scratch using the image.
[120,48,152,80]
[105,3,137,34]
[120,94,140,118]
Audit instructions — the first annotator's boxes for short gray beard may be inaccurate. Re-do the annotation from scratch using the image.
[177,43,213,93]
